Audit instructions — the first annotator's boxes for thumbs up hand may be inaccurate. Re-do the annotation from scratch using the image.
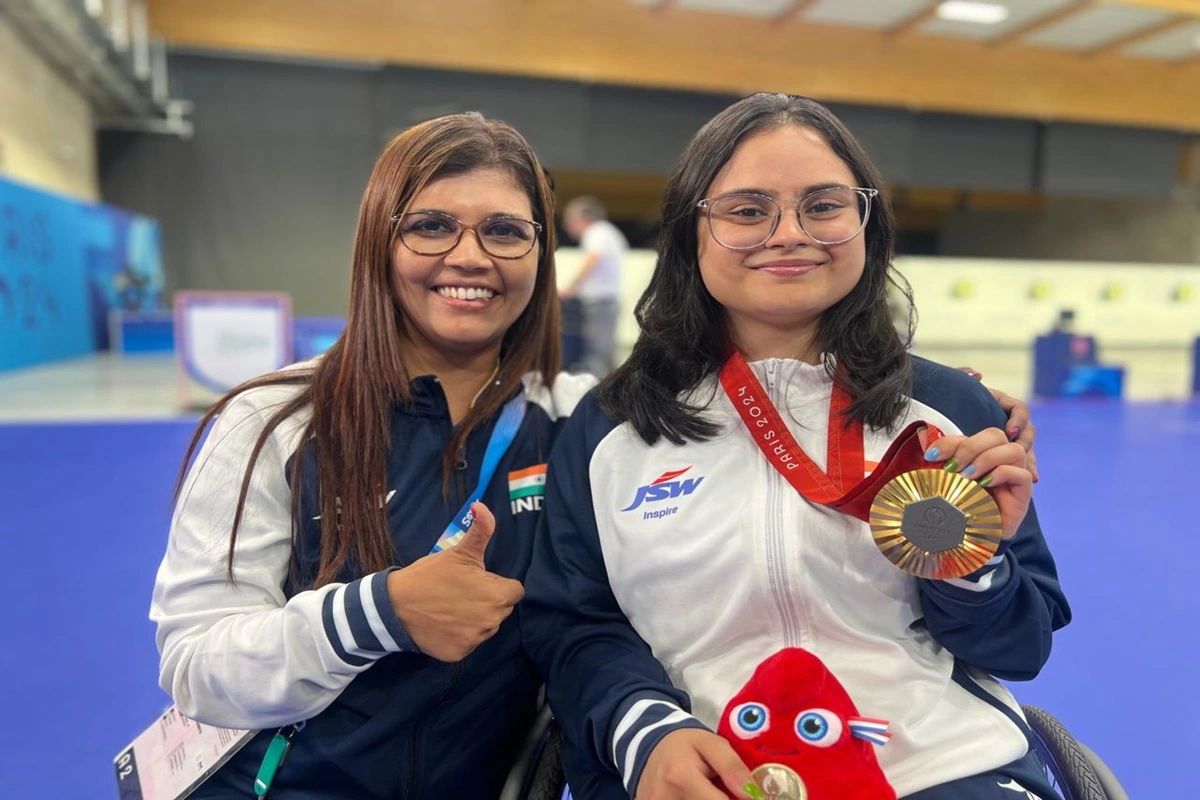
[386,502,525,662]
[453,501,501,565]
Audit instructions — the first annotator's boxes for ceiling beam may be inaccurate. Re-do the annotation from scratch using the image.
[1086,14,1189,56]
[778,0,819,22]
[989,1,1093,48]
[145,0,1200,132]
[886,2,941,37]
[1098,0,1200,18]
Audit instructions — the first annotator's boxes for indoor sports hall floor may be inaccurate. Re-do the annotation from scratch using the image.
[0,354,1192,798]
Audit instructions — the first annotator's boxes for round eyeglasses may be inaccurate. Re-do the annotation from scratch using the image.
[392,211,542,259]
[696,187,878,249]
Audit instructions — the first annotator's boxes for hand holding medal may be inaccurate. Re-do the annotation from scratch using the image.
[915,426,1033,543]
[721,352,1034,581]
[870,425,1033,579]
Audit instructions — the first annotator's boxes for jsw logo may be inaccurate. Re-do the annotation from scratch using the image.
[621,467,705,512]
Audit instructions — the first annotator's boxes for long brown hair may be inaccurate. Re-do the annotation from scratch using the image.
[175,113,560,587]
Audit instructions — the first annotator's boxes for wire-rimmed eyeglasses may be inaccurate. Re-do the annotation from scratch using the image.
[391,211,542,259]
[696,187,878,249]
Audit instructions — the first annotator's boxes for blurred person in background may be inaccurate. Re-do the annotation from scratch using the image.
[150,112,593,799]
[561,195,628,377]
[523,94,1066,800]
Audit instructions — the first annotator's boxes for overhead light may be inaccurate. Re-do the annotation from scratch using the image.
[936,1,1010,25]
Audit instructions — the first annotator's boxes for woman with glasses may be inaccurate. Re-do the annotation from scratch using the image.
[151,113,594,798]
[523,94,1070,800]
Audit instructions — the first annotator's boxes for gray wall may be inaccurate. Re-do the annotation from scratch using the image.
[826,106,1041,192]
[940,196,1200,264]
[939,124,1195,264]
[99,53,1194,316]
[101,57,747,315]
[1041,123,1181,200]
[101,57,379,316]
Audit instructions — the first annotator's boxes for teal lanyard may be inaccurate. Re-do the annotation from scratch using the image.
[253,391,526,796]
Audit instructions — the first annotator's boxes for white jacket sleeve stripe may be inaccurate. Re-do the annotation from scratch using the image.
[323,586,374,666]
[620,709,694,789]
[152,388,398,729]
[611,698,676,763]
[344,578,384,651]
[361,571,403,652]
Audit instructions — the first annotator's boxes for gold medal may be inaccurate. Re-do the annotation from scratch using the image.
[751,763,808,800]
[869,469,1003,579]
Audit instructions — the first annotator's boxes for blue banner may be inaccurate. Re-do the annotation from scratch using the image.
[0,177,163,372]
[82,204,164,350]
[0,179,92,371]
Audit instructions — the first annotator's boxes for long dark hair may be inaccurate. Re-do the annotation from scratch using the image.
[597,93,913,445]
[175,113,560,586]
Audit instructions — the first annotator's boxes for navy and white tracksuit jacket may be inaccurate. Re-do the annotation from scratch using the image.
[522,358,1071,799]
[151,367,594,799]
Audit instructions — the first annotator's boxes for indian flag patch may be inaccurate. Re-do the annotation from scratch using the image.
[509,464,547,514]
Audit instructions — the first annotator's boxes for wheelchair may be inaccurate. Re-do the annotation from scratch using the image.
[500,704,1129,800]
[1021,705,1129,800]
[499,703,565,800]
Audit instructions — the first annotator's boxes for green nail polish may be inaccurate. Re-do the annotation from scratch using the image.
[978,475,993,488]
[744,782,766,800]
[943,457,959,473]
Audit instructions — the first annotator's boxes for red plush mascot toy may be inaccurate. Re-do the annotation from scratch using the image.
[717,648,896,800]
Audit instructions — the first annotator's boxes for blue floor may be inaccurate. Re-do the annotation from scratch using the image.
[1,403,1195,798]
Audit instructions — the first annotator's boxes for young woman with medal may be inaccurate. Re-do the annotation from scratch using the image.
[150,113,594,798]
[523,94,1071,800]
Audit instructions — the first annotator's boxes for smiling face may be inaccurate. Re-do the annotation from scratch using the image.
[391,167,539,367]
[696,124,868,357]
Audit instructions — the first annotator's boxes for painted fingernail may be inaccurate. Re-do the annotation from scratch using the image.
[967,369,982,380]
[943,457,960,473]
[1007,427,1021,441]
[745,782,766,800]
[978,475,994,488]
[962,465,977,477]
[924,447,941,462]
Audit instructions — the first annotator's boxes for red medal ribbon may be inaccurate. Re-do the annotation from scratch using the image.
[718,352,942,522]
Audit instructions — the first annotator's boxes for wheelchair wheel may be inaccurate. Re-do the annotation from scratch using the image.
[1021,705,1107,800]
[499,705,566,800]
[1078,742,1130,800]
[519,719,565,800]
